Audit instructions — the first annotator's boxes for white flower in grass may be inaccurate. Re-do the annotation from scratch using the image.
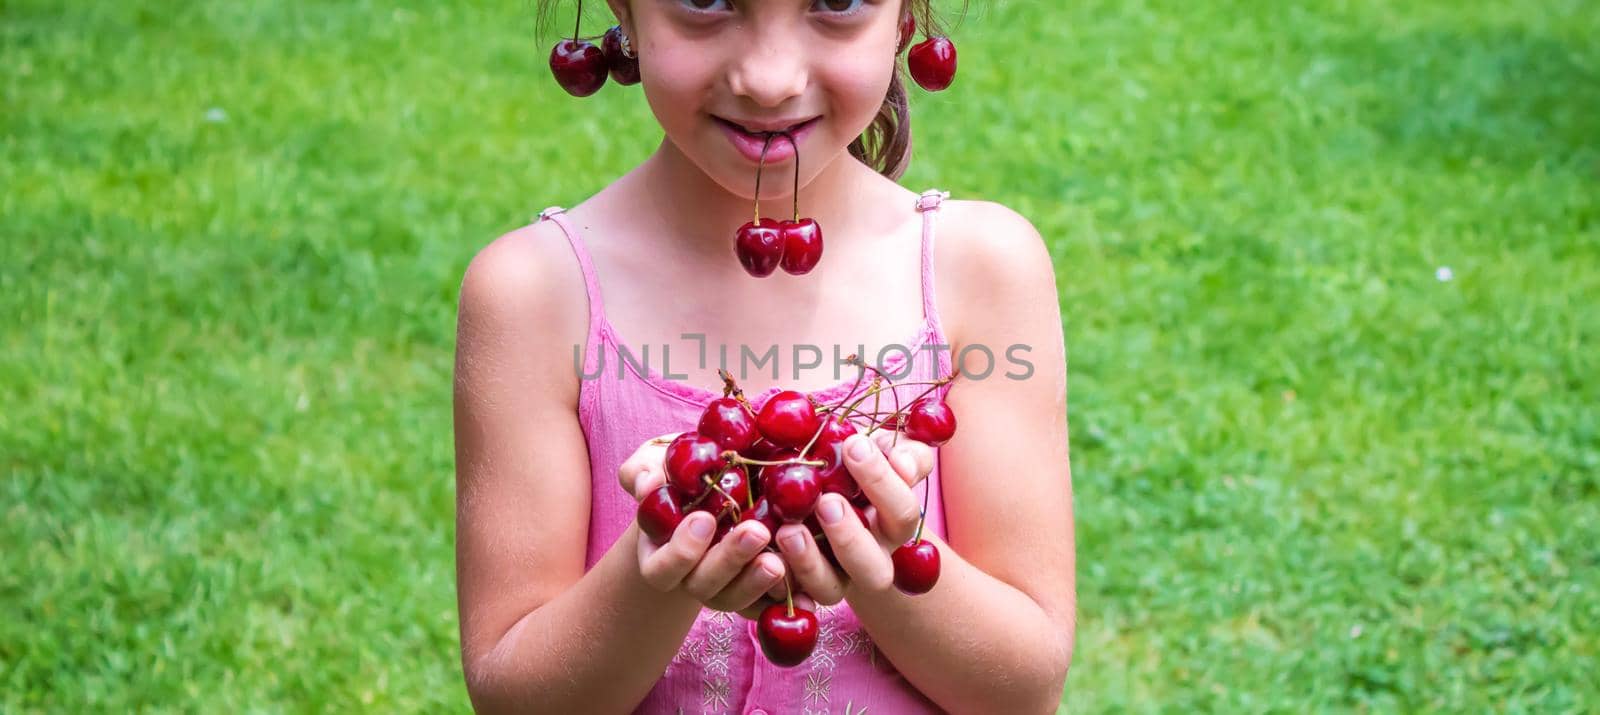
[1436,266,1453,282]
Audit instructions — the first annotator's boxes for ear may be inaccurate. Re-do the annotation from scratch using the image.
[604,0,632,32]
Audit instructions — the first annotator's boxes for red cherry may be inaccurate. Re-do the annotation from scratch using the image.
[664,432,724,499]
[698,397,759,452]
[713,517,735,544]
[897,13,916,54]
[756,454,801,495]
[765,463,821,522]
[891,539,941,594]
[777,218,823,275]
[636,485,684,546]
[815,461,860,500]
[908,37,957,91]
[549,39,608,97]
[735,218,784,277]
[756,390,821,450]
[806,415,860,497]
[690,467,748,520]
[902,397,957,446]
[757,604,819,667]
[740,496,783,533]
[713,466,751,512]
[601,26,639,85]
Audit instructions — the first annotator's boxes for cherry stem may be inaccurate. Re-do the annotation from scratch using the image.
[819,401,876,427]
[798,409,828,459]
[783,572,795,617]
[837,376,884,425]
[782,130,801,221]
[718,368,746,402]
[912,508,927,543]
[703,474,741,519]
[834,352,868,406]
[865,377,956,437]
[572,0,582,41]
[729,453,826,469]
[754,134,775,224]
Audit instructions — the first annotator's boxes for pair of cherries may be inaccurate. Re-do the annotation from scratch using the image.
[734,133,823,278]
[636,367,957,667]
[547,0,638,96]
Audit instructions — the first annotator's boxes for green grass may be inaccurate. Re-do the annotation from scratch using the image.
[4,0,1596,711]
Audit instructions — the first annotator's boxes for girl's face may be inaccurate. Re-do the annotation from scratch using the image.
[612,0,904,198]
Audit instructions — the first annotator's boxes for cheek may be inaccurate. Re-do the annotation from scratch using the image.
[638,44,720,133]
[818,50,896,134]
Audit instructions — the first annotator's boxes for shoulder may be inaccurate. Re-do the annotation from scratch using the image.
[459,218,588,330]
[934,198,1059,315]
[455,218,591,396]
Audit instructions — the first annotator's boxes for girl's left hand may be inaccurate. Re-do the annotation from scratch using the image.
[770,430,936,604]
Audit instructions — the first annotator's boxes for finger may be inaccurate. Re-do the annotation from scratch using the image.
[872,430,934,488]
[776,524,848,605]
[632,469,667,502]
[841,434,920,544]
[792,592,818,613]
[815,493,894,594]
[682,521,773,601]
[738,596,780,621]
[639,512,716,592]
[619,431,682,497]
[764,576,788,603]
[707,551,786,612]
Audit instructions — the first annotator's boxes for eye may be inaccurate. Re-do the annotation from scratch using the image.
[811,0,866,16]
[679,0,730,12]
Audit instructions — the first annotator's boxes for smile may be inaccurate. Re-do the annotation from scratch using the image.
[714,116,822,164]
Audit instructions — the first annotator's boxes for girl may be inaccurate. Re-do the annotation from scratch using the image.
[453,1,1075,712]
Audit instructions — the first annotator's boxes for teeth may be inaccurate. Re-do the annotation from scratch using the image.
[730,119,804,135]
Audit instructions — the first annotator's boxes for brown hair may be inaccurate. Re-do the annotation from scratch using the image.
[535,1,967,180]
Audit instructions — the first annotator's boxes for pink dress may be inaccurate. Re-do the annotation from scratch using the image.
[537,188,955,715]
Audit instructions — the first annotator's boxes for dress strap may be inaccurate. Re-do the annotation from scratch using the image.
[915,189,950,326]
[537,206,608,331]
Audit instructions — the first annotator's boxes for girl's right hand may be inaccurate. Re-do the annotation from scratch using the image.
[619,433,789,621]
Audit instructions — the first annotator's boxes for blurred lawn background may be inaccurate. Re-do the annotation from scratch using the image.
[4,0,1598,711]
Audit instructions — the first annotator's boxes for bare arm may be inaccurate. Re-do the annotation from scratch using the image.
[453,225,787,713]
[453,227,701,713]
[804,202,1077,713]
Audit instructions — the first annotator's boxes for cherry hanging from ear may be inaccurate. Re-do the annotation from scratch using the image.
[776,131,824,275]
[908,36,957,92]
[735,135,785,277]
[548,0,607,96]
[601,25,640,86]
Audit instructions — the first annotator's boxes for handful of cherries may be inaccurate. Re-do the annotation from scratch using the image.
[636,361,957,667]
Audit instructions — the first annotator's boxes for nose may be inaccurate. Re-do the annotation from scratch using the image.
[726,30,809,108]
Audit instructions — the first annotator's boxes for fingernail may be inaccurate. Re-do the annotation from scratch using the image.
[781,531,806,555]
[819,496,845,525]
[690,515,714,539]
[847,435,872,460]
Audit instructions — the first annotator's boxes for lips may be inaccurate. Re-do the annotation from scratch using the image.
[714,116,822,164]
